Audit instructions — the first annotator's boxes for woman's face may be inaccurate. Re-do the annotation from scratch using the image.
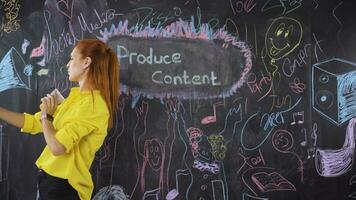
[66,47,89,82]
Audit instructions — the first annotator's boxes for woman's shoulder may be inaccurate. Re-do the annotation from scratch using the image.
[78,93,108,113]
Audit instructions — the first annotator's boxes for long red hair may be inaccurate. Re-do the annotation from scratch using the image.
[75,39,120,129]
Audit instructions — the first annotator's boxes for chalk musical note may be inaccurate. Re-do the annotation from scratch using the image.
[201,102,224,125]
[300,128,307,147]
[307,148,315,159]
[307,124,318,159]
[311,122,318,147]
[21,39,30,54]
[166,189,179,200]
[290,111,304,125]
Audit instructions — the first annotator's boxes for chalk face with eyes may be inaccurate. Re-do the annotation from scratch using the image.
[272,130,294,153]
[196,136,214,162]
[265,17,302,60]
[186,127,214,162]
[144,139,163,171]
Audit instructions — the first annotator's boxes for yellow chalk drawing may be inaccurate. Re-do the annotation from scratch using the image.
[0,0,21,34]
[265,17,303,61]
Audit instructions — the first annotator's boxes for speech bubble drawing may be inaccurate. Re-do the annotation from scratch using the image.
[98,19,252,99]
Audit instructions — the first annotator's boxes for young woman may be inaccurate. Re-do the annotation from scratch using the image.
[0,39,120,200]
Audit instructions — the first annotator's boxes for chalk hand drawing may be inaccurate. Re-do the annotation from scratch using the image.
[174,106,228,199]
[131,100,149,198]
[221,101,243,143]
[95,96,127,171]
[131,100,179,199]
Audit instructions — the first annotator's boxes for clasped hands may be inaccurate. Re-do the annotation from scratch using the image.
[40,93,58,115]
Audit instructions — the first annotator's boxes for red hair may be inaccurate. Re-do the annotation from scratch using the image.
[75,39,120,129]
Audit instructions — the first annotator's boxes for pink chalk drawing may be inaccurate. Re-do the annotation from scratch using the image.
[30,46,44,58]
[251,171,296,193]
[242,167,296,196]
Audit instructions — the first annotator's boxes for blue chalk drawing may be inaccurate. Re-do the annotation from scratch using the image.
[312,58,356,125]
[0,47,30,93]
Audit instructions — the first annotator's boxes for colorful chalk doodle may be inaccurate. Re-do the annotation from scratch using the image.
[0,48,30,93]
[98,19,252,99]
[1,0,356,200]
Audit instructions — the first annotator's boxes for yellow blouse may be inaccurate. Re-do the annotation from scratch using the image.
[21,87,109,200]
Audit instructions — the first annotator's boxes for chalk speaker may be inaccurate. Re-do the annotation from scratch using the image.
[312,58,356,125]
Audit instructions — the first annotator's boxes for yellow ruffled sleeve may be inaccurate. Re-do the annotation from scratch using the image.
[21,112,43,134]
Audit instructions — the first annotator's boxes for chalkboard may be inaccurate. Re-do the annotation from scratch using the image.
[1,0,356,200]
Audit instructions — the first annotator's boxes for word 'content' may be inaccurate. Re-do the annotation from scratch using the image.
[152,70,221,86]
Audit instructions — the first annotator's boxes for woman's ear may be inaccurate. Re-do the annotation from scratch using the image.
[83,57,92,69]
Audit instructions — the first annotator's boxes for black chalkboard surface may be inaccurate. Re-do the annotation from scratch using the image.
[1,0,356,199]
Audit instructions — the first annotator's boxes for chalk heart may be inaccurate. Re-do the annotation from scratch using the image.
[56,0,73,19]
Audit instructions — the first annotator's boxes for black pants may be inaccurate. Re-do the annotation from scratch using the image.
[37,169,80,200]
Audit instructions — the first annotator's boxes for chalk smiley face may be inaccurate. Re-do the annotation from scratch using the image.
[145,139,163,171]
[272,129,294,153]
[265,17,302,60]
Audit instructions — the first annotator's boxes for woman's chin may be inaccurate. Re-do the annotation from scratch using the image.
[68,76,75,82]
